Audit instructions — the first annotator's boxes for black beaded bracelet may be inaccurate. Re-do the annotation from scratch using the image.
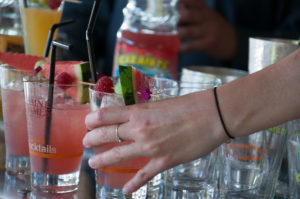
[213,87,235,139]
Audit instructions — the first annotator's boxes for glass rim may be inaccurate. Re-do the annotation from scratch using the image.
[19,0,65,10]
[23,79,91,87]
[0,64,34,74]
[88,86,178,96]
[89,86,122,97]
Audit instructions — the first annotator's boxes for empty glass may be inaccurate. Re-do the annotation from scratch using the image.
[164,77,221,199]
[288,119,300,199]
[219,123,289,199]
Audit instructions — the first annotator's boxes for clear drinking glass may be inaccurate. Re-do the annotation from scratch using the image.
[288,119,300,199]
[164,78,222,199]
[219,133,265,196]
[18,0,64,56]
[24,80,90,193]
[89,77,178,199]
[0,64,32,177]
[218,123,288,199]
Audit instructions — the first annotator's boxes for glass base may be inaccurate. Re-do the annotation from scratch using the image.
[218,190,261,199]
[96,184,148,199]
[164,183,216,199]
[6,154,30,178]
[31,170,80,193]
[146,173,163,199]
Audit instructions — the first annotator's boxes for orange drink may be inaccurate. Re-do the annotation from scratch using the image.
[19,0,63,56]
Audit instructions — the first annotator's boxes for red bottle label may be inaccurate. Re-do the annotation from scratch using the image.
[112,32,179,76]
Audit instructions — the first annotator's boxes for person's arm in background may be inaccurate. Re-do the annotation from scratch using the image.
[83,48,300,193]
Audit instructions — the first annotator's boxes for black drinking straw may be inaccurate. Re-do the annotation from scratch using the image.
[43,40,72,172]
[43,19,75,58]
[86,0,102,83]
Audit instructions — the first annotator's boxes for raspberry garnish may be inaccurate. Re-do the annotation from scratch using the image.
[55,72,73,90]
[48,0,61,10]
[95,76,114,93]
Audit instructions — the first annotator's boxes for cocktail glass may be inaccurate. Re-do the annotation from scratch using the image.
[0,64,32,177]
[18,0,64,56]
[24,80,90,193]
[89,77,178,199]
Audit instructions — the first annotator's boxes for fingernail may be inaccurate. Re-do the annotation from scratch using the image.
[123,185,130,194]
[123,186,129,194]
[88,157,96,168]
[82,137,90,148]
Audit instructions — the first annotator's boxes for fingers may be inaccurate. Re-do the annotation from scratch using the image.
[178,25,204,40]
[123,159,167,194]
[83,120,134,148]
[85,106,130,130]
[83,125,118,147]
[180,39,208,52]
[178,9,203,25]
[88,143,142,169]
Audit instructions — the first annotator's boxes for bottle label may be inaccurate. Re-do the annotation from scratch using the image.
[113,42,178,76]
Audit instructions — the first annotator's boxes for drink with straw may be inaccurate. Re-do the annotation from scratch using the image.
[0,64,32,177]
[24,80,90,193]
[24,39,91,193]
[19,0,63,56]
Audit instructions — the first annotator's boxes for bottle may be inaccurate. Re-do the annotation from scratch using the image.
[112,0,180,76]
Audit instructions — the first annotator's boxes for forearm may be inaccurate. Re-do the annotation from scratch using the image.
[217,49,300,137]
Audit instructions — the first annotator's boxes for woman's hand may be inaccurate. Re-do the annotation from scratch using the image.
[178,0,237,62]
[83,90,228,193]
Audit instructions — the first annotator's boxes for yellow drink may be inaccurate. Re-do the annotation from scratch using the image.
[21,7,62,56]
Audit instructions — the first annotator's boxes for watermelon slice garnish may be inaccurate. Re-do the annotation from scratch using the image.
[0,52,45,71]
[39,61,91,103]
[119,65,154,105]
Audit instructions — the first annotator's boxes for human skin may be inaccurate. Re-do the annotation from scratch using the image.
[83,48,300,193]
[177,0,237,62]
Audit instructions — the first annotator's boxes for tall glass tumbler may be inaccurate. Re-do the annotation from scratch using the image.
[0,64,32,177]
[164,77,222,199]
[19,0,64,56]
[24,80,90,193]
[89,77,178,199]
[288,119,300,199]
[219,123,288,199]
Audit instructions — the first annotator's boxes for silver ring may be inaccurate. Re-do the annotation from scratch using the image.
[115,124,123,143]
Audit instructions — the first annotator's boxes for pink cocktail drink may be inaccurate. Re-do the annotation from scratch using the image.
[0,65,32,177]
[24,80,90,193]
[89,75,178,198]
[26,100,89,174]
[2,88,29,157]
[95,142,150,188]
